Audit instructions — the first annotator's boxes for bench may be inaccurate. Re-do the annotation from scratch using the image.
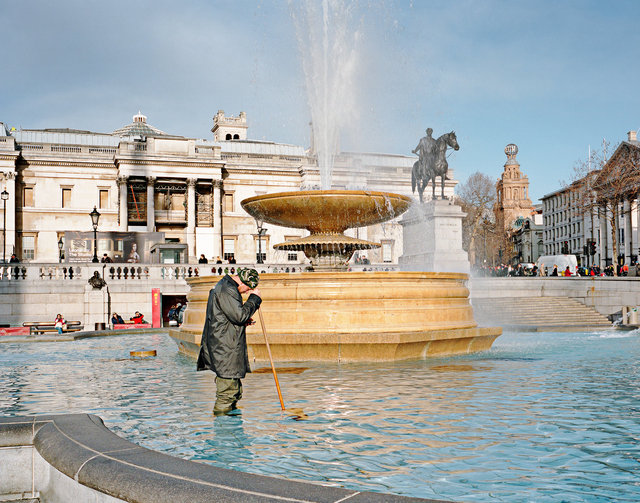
[113,323,152,330]
[22,321,84,335]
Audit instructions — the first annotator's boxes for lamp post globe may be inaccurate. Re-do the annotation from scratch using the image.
[90,206,101,263]
[1,189,8,265]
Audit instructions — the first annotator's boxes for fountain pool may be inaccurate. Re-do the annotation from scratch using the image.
[2,329,639,502]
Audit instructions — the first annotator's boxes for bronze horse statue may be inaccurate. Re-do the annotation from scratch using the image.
[411,131,460,202]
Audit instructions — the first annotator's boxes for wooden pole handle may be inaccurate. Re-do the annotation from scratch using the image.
[258,308,285,410]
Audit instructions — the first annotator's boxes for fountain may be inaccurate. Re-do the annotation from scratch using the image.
[169,1,500,361]
[241,190,411,271]
[170,187,501,361]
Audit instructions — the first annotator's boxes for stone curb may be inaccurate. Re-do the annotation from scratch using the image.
[0,415,450,503]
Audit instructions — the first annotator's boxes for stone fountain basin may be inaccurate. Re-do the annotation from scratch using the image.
[170,271,502,362]
[241,190,412,234]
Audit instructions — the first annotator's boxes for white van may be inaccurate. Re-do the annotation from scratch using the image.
[535,255,578,276]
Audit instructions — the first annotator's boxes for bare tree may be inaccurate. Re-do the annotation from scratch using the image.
[593,141,640,273]
[455,172,496,265]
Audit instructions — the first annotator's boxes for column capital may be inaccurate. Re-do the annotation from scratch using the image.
[147,176,156,185]
[116,175,128,185]
[214,179,223,189]
[1,171,16,180]
[187,178,197,188]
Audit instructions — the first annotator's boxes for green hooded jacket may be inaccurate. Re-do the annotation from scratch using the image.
[196,275,262,378]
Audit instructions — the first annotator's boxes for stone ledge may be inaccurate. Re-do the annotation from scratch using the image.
[1,414,450,503]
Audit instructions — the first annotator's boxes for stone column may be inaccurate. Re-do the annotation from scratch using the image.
[117,175,128,231]
[146,176,155,232]
[187,178,196,261]
[599,206,607,269]
[624,198,632,264]
[2,172,16,259]
[213,180,223,259]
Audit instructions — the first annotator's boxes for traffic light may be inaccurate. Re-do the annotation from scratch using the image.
[589,240,597,256]
[562,241,569,254]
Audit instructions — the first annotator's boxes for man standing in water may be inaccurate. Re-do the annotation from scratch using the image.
[197,268,262,415]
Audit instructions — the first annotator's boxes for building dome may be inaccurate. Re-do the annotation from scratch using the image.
[112,111,172,138]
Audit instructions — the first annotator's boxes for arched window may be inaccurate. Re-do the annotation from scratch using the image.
[233,134,240,139]
[225,134,232,140]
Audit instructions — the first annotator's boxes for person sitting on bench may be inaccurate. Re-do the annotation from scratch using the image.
[130,311,146,324]
[54,314,66,335]
[111,312,124,325]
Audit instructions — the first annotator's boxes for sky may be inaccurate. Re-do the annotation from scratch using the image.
[1,0,639,202]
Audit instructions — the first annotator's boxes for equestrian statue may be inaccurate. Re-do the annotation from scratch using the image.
[411,128,460,202]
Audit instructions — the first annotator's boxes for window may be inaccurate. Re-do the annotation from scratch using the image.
[284,237,298,262]
[99,189,109,209]
[381,241,393,263]
[23,187,34,207]
[223,237,236,261]
[223,193,234,213]
[225,134,232,140]
[21,235,36,261]
[61,188,71,208]
[127,182,148,224]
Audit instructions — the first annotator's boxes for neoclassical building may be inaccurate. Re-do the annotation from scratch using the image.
[0,111,457,265]
[494,144,534,230]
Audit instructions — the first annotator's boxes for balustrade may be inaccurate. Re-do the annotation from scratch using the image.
[0,262,398,282]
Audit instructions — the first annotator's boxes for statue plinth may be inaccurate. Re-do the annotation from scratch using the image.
[399,200,470,274]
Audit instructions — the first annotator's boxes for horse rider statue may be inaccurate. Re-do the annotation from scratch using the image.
[411,128,459,202]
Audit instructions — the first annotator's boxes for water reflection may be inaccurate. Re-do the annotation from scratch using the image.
[1,329,639,502]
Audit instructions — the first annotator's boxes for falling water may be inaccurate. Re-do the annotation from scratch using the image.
[290,0,360,189]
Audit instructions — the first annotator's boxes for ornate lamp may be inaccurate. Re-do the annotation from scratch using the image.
[256,218,267,264]
[90,206,101,263]
[58,237,64,263]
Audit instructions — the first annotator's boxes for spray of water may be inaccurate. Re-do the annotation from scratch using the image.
[290,0,361,189]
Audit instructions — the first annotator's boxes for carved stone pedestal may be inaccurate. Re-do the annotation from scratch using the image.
[399,199,470,274]
[84,286,108,330]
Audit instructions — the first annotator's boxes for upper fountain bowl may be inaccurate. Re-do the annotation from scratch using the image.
[241,190,412,234]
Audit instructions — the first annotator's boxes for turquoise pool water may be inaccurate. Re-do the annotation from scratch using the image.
[1,329,639,502]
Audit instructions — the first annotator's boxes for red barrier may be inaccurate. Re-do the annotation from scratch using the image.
[0,327,31,336]
[152,288,161,329]
[113,324,152,330]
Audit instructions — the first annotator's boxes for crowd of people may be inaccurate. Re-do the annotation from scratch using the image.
[168,303,186,326]
[474,263,634,277]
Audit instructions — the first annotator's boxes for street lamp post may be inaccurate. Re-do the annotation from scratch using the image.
[256,218,267,264]
[58,237,64,264]
[1,189,8,264]
[90,206,101,263]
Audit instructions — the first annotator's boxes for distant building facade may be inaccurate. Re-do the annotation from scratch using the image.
[511,208,544,264]
[0,112,457,265]
[541,130,640,269]
[494,144,534,231]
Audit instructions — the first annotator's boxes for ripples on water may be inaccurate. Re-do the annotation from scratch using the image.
[1,330,639,502]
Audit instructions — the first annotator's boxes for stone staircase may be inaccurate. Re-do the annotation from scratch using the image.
[471,296,612,331]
